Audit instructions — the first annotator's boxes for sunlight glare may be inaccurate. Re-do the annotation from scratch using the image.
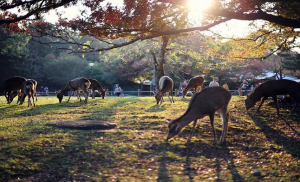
[187,0,213,12]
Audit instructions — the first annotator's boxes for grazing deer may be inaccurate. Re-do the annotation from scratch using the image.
[81,78,107,99]
[56,77,91,103]
[11,79,38,104]
[19,79,38,107]
[153,76,174,105]
[166,86,231,143]
[182,76,205,98]
[9,90,22,104]
[0,76,27,104]
[245,79,300,115]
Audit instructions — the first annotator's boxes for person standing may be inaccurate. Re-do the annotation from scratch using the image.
[240,79,249,96]
[179,80,187,96]
[114,84,122,97]
[209,78,219,87]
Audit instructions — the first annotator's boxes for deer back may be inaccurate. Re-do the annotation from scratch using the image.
[186,76,204,90]
[2,76,27,92]
[68,77,91,91]
[158,76,174,94]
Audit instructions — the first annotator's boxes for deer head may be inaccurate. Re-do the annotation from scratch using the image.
[245,95,255,110]
[55,90,64,103]
[101,89,107,99]
[166,119,183,141]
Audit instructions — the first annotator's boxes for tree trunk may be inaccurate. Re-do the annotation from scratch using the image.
[150,36,170,90]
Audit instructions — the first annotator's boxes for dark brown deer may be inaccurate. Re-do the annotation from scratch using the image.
[0,76,26,104]
[153,76,174,105]
[182,76,205,98]
[56,77,91,103]
[9,90,22,104]
[166,86,231,143]
[19,79,38,107]
[245,79,300,115]
[11,79,38,104]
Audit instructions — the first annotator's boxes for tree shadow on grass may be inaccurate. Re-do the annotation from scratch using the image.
[152,141,244,182]
[183,142,244,182]
[248,112,300,158]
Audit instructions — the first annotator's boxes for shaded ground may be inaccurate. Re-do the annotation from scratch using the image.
[46,120,117,130]
[0,96,299,181]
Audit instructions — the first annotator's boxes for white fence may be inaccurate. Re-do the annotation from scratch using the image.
[43,89,251,97]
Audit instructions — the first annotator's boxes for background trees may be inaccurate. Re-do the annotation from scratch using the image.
[1,0,300,91]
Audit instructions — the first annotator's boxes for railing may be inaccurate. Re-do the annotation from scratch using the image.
[42,89,252,97]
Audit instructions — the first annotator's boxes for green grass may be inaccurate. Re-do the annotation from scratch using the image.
[0,95,299,181]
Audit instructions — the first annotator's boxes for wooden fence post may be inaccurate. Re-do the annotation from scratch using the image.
[138,89,141,96]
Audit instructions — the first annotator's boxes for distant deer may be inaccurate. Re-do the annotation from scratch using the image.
[19,79,38,107]
[245,79,300,115]
[56,77,91,103]
[153,76,174,105]
[166,86,231,143]
[0,76,26,104]
[182,76,204,98]
[78,78,107,99]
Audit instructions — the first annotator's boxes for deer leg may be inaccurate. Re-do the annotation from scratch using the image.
[187,120,197,142]
[32,93,35,107]
[27,94,30,107]
[6,91,10,104]
[272,95,280,115]
[209,113,217,143]
[67,92,72,103]
[92,89,95,99]
[170,91,174,103]
[35,91,37,101]
[84,90,89,103]
[257,97,267,112]
[220,109,229,143]
[160,97,164,105]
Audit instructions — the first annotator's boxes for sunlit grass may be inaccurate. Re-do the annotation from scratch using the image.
[0,95,299,181]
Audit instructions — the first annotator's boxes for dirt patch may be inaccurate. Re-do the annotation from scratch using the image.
[46,120,117,131]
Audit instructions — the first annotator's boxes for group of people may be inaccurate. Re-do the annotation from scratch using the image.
[179,77,254,96]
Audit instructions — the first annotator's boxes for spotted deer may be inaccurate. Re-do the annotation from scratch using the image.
[56,77,91,103]
[182,76,204,98]
[153,76,174,105]
[166,86,231,143]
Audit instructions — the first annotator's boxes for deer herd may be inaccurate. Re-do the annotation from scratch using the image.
[1,75,300,143]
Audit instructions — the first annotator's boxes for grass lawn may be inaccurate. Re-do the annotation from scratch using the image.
[0,95,299,181]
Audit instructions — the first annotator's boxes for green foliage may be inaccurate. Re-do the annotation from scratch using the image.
[43,53,90,88]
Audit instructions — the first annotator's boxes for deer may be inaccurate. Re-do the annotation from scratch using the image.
[153,76,174,105]
[77,78,107,99]
[19,79,38,107]
[11,79,38,104]
[56,77,91,103]
[0,76,27,104]
[182,76,205,98]
[166,86,231,143]
[245,79,300,115]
